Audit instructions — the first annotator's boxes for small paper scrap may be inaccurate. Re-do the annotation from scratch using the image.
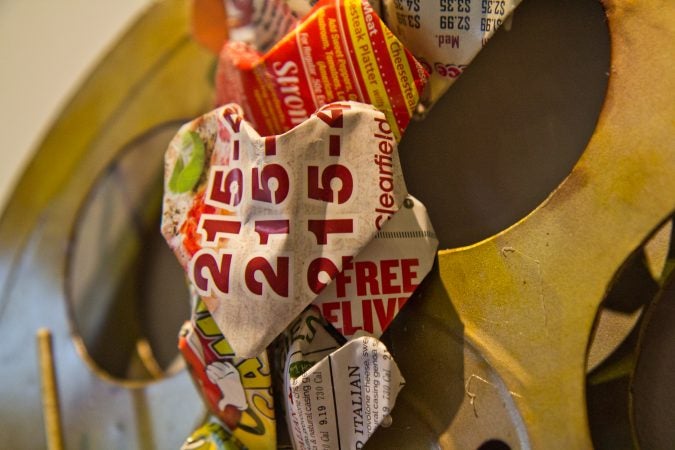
[229,0,381,53]
[162,101,407,357]
[179,295,276,449]
[283,0,381,17]
[180,417,246,450]
[278,307,405,449]
[238,0,301,52]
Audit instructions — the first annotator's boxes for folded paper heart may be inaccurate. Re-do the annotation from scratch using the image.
[162,101,407,357]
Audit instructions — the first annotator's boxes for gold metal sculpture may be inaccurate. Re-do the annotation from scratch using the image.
[0,0,673,448]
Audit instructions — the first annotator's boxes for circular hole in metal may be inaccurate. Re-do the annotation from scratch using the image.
[364,267,528,449]
[631,261,675,449]
[67,124,190,381]
[585,218,672,448]
[399,0,610,249]
[477,439,511,450]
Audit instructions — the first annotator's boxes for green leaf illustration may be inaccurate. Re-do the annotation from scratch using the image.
[169,131,205,193]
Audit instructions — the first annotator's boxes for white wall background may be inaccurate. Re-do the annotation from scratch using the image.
[0,0,152,212]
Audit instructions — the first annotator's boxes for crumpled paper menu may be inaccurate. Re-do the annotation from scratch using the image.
[162,101,408,358]
[215,0,428,141]
[383,0,521,105]
[276,307,405,450]
[179,294,276,449]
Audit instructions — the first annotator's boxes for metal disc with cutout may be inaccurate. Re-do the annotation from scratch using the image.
[0,1,213,447]
[0,0,674,448]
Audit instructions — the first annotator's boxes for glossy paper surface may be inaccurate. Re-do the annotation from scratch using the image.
[162,101,407,357]
[216,0,428,141]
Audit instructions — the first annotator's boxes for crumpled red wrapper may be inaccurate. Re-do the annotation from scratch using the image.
[215,0,428,141]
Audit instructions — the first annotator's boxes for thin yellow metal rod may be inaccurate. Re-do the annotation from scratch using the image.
[36,328,65,450]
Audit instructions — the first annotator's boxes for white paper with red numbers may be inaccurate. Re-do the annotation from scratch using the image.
[313,195,437,339]
[162,101,409,357]
[383,0,521,105]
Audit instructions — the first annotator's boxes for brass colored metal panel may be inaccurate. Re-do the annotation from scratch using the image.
[0,1,214,448]
[0,0,673,449]
[432,1,675,446]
